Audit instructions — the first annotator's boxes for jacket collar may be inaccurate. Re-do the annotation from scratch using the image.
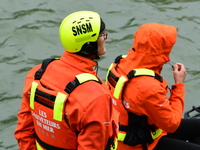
[60,51,97,74]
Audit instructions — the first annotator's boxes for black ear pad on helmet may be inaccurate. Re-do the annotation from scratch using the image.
[80,42,98,55]
[100,18,105,33]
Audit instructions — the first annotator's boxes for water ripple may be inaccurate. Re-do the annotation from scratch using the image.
[0,55,19,63]
[12,8,55,19]
[107,34,133,44]
[0,37,11,47]
[119,17,141,30]
[0,8,55,21]
[107,11,121,14]
[176,16,200,25]
[16,20,60,30]
[140,0,200,3]
[0,115,17,132]
[178,34,195,43]
[14,67,32,74]
[155,5,186,11]
[185,69,200,82]
[0,95,21,102]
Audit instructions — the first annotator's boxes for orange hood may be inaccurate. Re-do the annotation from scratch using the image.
[118,22,177,75]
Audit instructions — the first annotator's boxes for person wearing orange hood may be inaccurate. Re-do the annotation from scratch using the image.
[106,22,200,150]
[14,11,119,150]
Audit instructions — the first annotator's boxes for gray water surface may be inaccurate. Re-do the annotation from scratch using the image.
[1,0,200,149]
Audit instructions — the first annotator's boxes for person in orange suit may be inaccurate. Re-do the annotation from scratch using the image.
[106,22,200,150]
[14,11,118,150]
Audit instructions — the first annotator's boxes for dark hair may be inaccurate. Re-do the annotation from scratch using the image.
[100,18,105,33]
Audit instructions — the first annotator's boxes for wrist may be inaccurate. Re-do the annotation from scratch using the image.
[175,81,183,84]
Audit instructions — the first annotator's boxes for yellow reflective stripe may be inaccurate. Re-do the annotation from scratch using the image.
[118,128,162,142]
[36,141,43,150]
[121,55,127,59]
[113,75,127,99]
[30,81,38,109]
[76,73,98,84]
[53,92,67,121]
[117,132,126,141]
[106,63,114,84]
[151,128,163,139]
[110,139,118,150]
[134,69,155,76]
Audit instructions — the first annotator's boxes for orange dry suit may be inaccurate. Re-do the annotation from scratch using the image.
[106,23,185,150]
[14,51,118,150]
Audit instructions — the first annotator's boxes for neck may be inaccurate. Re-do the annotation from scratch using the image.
[87,54,100,60]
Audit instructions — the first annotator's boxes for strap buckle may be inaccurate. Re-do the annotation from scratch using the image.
[64,79,79,94]
[34,68,44,80]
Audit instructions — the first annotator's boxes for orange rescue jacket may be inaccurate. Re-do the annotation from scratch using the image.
[14,51,118,150]
[106,23,185,150]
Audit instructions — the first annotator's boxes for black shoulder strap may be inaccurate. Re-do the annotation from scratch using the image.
[114,54,127,63]
[114,55,123,63]
[64,74,102,94]
[34,58,57,80]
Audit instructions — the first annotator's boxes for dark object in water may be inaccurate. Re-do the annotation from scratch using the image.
[184,106,200,119]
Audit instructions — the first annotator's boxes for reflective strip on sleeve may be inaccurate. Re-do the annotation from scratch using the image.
[53,92,67,121]
[36,141,43,150]
[76,73,99,84]
[110,140,118,150]
[117,132,126,141]
[121,55,127,59]
[134,69,155,77]
[151,128,163,139]
[113,75,128,99]
[30,81,38,109]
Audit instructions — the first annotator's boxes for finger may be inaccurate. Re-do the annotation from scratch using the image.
[175,63,185,71]
[173,64,179,72]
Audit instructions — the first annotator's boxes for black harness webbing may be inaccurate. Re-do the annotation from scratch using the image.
[119,112,156,150]
[114,55,124,63]
[34,58,102,94]
[64,77,102,94]
[114,54,163,82]
[33,58,110,150]
[36,134,76,150]
[34,58,57,80]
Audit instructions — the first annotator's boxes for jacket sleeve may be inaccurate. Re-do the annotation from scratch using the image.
[143,82,185,133]
[14,77,37,150]
[76,94,116,150]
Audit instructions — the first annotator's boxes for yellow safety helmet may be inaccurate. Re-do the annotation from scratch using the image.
[59,11,104,53]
